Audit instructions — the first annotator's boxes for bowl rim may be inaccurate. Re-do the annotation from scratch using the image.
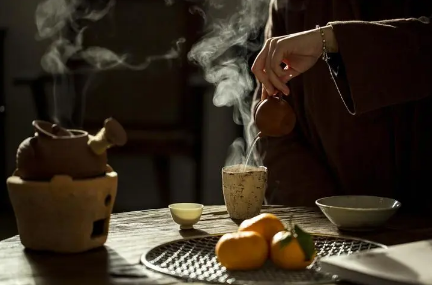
[315,195,402,211]
[168,203,204,211]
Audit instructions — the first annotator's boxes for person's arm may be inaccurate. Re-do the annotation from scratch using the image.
[326,16,432,115]
[251,0,285,101]
[250,0,337,206]
[251,0,284,107]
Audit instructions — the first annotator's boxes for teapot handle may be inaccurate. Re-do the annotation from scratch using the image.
[88,118,127,155]
[32,120,73,138]
[274,92,284,100]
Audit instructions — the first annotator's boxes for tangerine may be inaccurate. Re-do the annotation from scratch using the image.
[215,231,268,270]
[270,226,317,270]
[238,213,285,243]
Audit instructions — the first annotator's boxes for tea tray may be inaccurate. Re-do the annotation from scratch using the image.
[141,234,386,285]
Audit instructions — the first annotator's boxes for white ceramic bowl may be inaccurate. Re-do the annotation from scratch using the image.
[169,203,204,230]
[316,196,401,232]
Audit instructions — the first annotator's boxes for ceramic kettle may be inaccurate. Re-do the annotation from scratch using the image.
[253,94,296,137]
[16,118,127,180]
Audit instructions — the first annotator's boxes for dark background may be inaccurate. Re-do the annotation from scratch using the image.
[0,0,266,239]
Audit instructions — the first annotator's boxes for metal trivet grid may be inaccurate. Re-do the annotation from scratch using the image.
[141,234,386,285]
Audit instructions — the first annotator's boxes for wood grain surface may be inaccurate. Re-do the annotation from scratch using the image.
[0,205,432,285]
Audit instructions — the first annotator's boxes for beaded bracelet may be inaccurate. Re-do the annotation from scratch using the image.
[316,25,329,62]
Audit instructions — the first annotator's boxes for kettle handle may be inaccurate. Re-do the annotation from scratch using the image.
[88,118,127,155]
[32,120,73,138]
[274,93,284,100]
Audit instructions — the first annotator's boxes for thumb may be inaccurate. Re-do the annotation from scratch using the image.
[261,84,269,100]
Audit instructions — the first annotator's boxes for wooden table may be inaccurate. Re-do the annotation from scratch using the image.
[1,205,432,285]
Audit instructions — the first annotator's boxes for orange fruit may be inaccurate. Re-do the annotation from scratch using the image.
[215,231,268,270]
[270,228,317,270]
[238,213,285,243]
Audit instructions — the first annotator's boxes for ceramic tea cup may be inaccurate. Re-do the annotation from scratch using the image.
[222,164,267,220]
[169,203,204,230]
[316,195,401,232]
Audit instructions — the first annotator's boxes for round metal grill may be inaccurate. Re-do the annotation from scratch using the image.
[141,234,386,285]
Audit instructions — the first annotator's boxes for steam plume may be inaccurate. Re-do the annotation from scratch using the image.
[35,0,271,167]
[188,0,269,167]
[35,0,185,124]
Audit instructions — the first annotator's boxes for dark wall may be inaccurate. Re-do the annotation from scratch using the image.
[0,29,7,212]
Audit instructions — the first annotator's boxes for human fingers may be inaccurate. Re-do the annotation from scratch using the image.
[261,84,269,100]
[251,39,275,95]
[271,39,292,78]
[266,38,290,95]
[280,65,300,83]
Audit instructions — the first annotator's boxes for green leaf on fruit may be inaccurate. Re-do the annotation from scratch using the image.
[294,224,315,261]
[279,232,293,248]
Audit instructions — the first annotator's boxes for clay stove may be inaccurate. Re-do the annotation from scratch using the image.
[6,118,127,253]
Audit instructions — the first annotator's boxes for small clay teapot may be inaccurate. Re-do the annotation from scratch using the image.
[253,94,296,137]
[16,118,127,180]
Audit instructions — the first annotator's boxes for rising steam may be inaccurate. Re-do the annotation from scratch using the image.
[35,0,185,124]
[187,0,269,167]
[35,0,270,167]
[36,0,185,73]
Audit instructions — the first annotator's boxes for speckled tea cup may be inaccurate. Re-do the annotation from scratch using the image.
[222,164,267,220]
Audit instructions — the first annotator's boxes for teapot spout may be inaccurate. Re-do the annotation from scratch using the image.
[88,118,127,155]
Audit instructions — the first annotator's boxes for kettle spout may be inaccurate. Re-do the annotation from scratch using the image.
[88,118,127,155]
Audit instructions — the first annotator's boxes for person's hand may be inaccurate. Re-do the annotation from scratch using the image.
[252,25,338,99]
